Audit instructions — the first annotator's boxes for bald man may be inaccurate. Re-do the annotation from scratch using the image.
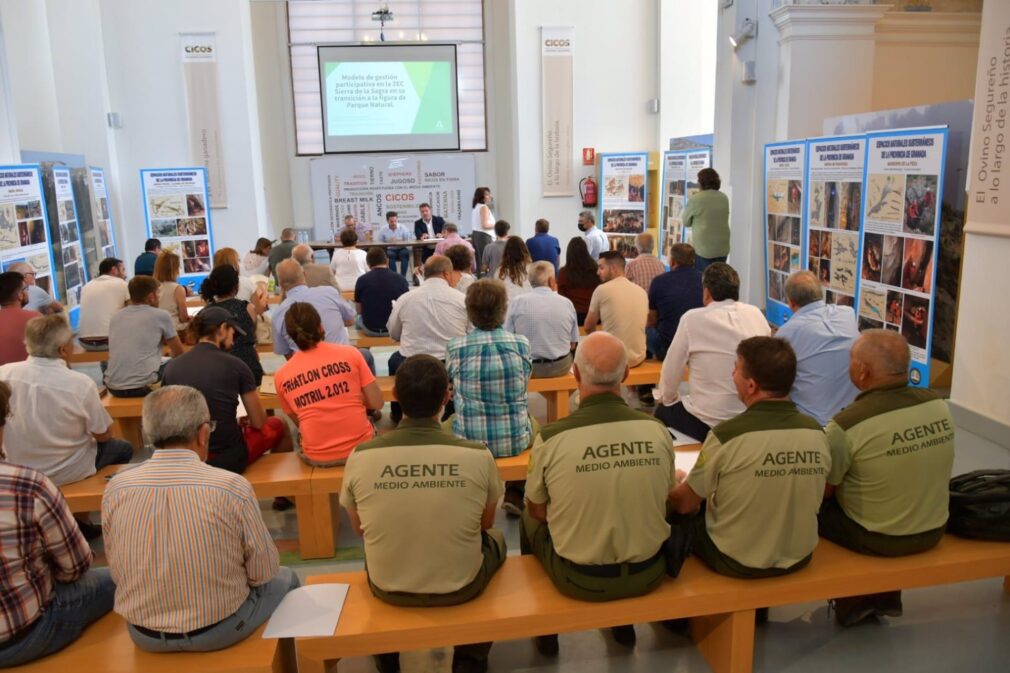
[522,332,677,654]
[776,271,859,425]
[820,329,954,627]
[292,243,339,290]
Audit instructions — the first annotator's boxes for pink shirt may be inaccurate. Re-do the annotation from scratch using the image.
[435,234,477,272]
[0,306,41,366]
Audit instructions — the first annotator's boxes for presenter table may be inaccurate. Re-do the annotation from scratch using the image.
[310,239,442,274]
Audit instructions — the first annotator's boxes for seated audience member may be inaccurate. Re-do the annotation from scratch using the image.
[495,236,533,298]
[77,257,129,351]
[669,337,829,582]
[447,280,533,514]
[625,233,665,293]
[387,255,467,424]
[0,381,115,667]
[525,218,560,272]
[0,271,40,366]
[241,237,273,277]
[8,262,60,315]
[523,332,676,654]
[273,259,374,373]
[102,385,299,653]
[820,330,954,626]
[154,251,191,335]
[267,228,297,276]
[201,265,267,386]
[776,271,860,425]
[329,228,369,291]
[214,247,260,301]
[0,315,132,485]
[647,243,703,362]
[655,263,770,440]
[105,276,184,397]
[354,247,409,337]
[163,308,290,475]
[505,261,579,378]
[414,202,445,263]
[377,211,412,278]
[480,219,510,277]
[580,210,608,261]
[446,243,477,295]
[434,222,476,263]
[275,303,382,466]
[293,243,339,290]
[557,237,600,324]
[585,251,648,367]
[133,238,161,276]
[340,355,505,673]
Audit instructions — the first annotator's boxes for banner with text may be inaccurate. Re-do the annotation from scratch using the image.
[140,167,214,284]
[541,27,574,197]
[0,165,59,300]
[763,141,807,326]
[599,152,648,254]
[89,167,118,259]
[52,168,88,322]
[181,33,227,207]
[660,151,689,260]
[856,127,948,387]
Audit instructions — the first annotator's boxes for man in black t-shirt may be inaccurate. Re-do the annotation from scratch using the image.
[354,247,410,337]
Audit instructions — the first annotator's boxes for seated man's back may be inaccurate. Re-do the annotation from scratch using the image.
[354,259,410,333]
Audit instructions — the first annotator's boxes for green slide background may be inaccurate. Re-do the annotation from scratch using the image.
[404,61,454,134]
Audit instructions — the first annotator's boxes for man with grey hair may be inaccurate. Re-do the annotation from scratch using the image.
[625,233,665,293]
[580,210,607,260]
[505,261,578,378]
[292,243,339,290]
[103,385,299,652]
[522,332,678,654]
[0,314,132,486]
[776,270,859,425]
[8,262,61,315]
[267,227,297,275]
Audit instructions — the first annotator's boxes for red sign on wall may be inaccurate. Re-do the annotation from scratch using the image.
[582,148,595,166]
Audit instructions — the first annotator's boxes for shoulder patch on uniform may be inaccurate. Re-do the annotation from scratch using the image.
[832,387,940,431]
[711,403,823,444]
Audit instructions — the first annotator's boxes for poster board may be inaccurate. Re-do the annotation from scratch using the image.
[51,168,88,325]
[659,150,689,260]
[90,167,118,260]
[598,152,648,255]
[803,135,865,307]
[139,167,214,283]
[856,127,948,387]
[763,141,807,326]
[0,165,59,301]
[309,153,476,241]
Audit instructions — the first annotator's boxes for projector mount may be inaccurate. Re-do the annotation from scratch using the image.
[371,6,393,42]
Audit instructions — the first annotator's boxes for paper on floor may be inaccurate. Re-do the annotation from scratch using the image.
[263,583,350,639]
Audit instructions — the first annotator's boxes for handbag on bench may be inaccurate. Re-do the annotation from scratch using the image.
[948,470,1010,541]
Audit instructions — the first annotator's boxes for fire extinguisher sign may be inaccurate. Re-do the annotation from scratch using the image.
[598,152,649,247]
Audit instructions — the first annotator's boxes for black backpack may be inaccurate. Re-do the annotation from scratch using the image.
[948,470,1010,541]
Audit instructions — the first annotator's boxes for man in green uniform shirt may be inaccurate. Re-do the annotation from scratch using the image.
[821,329,954,627]
[523,332,677,655]
[340,354,506,673]
[681,168,730,271]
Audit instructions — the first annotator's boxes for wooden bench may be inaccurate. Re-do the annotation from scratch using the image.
[68,342,276,365]
[12,611,290,673]
[294,536,1010,673]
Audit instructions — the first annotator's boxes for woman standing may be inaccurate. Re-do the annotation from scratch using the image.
[496,236,533,299]
[329,228,369,291]
[200,264,267,386]
[470,186,495,273]
[682,167,730,271]
[557,237,601,324]
[242,237,272,276]
[153,251,191,336]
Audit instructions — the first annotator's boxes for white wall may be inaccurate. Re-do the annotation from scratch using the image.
[0,0,61,152]
[659,0,716,143]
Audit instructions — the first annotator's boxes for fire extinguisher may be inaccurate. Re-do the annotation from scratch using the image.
[579,176,598,208]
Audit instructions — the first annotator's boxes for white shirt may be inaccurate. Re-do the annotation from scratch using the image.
[502,276,533,300]
[584,226,608,260]
[237,275,257,302]
[78,274,129,339]
[387,278,468,358]
[471,203,495,233]
[657,299,771,428]
[329,248,370,291]
[421,219,436,238]
[0,356,112,485]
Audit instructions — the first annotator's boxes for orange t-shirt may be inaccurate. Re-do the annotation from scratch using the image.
[274,342,376,463]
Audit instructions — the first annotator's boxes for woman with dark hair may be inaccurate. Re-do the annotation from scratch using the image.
[274,302,383,466]
[682,167,730,272]
[557,237,601,324]
[242,237,272,276]
[496,236,532,298]
[200,265,267,385]
[329,228,368,291]
[470,187,495,272]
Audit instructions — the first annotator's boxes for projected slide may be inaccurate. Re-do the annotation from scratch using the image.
[318,44,459,154]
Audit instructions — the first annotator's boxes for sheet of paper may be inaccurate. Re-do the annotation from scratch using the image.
[260,375,277,395]
[675,448,701,476]
[263,584,350,639]
[236,396,246,419]
[668,426,703,446]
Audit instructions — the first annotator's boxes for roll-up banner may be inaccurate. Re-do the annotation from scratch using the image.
[181,32,227,208]
[599,152,648,254]
[0,165,59,301]
[856,127,948,387]
[90,167,118,259]
[140,167,215,289]
[659,151,689,260]
[763,141,807,326]
[540,26,574,197]
[52,168,88,327]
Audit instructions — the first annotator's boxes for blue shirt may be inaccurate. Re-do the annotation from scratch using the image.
[272,284,356,356]
[377,224,411,245]
[776,300,860,426]
[134,251,158,276]
[525,233,560,272]
[354,267,410,332]
[24,286,54,313]
[648,266,703,349]
[505,287,579,360]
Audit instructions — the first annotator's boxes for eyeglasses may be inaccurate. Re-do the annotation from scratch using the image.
[203,420,217,433]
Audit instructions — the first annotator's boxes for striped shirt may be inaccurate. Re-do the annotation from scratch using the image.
[625,254,666,293]
[446,328,532,457]
[505,287,579,360]
[0,461,92,642]
[102,449,279,632]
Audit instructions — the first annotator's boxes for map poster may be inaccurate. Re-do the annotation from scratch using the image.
[763,141,807,326]
[52,168,88,321]
[140,167,214,282]
[683,149,712,244]
[857,127,948,387]
[803,135,865,308]
[659,151,689,260]
[599,152,648,255]
[90,167,118,260]
[0,165,59,300]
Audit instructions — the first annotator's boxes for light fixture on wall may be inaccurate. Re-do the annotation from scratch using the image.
[729,18,757,49]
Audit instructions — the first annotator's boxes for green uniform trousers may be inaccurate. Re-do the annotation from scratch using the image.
[818,497,945,557]
[520,509,666,602]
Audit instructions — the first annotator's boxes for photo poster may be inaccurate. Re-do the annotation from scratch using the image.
[140,167,214,287]
[90,167,119,260]
[683,149,712,244]
[52,168,88,327]
[659,150,690,261]
[802,135,865,309]
[856,127,948,387]
[0,165,59,304]
[598,152,648,257]
[763,141,807,326]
